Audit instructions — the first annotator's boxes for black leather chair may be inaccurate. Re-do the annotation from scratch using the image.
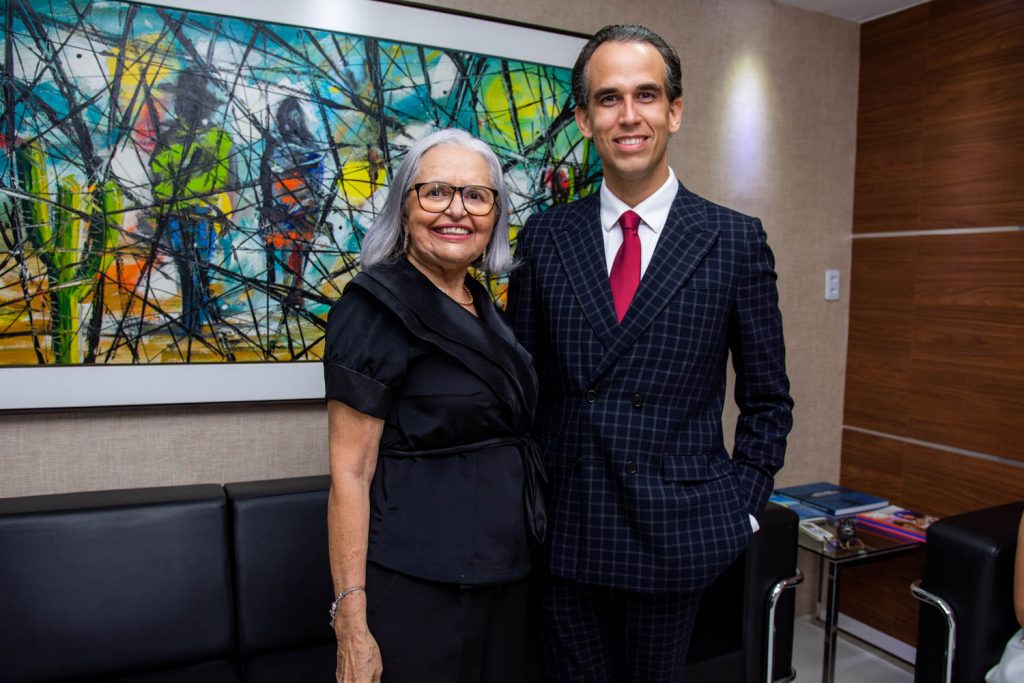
[686,502,801,682]
[912,500,1023,683]
[0,485,240,682]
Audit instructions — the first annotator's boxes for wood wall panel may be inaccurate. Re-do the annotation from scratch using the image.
[909,314,1024,460]
[842,239,914,433]
[920,109,1024,229]
[899,442,1024,518]
[839,430,908,509]
[853,0,1024,233]
[924,0,1024,72]
[913,232,1024,319]
[845,231,1024,460]
[919,0,1024,229]
[908,231,1024,460]
[843,0,1024,652]
[841,430,1024,519]
[851,5,927,233]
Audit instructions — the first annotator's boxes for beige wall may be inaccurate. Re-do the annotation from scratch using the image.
[1,0,859,545]
[0,403,326,496]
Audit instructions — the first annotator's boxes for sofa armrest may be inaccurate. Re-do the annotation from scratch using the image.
[744,502,800,682]
[914,500,1023,683]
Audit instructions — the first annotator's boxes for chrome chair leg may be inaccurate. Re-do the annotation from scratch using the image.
[766,569,804,683]
[911,579,956,683]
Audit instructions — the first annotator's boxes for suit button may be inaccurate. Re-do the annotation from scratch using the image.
[584,389,598,403]
[625,461,638,474]
[631,393,644,408]
[573,456,583,470]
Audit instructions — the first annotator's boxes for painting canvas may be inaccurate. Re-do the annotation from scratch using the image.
[0,0,598,389]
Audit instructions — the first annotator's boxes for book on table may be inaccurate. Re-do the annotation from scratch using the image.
[769,493,829,522]
[775,481,889,517]
[855,505,938,543]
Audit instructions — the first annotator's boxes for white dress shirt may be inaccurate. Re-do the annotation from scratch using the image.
[598,169,762,534]
[599,169,679,277]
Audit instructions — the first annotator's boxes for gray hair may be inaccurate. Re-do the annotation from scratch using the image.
[571,24,683,109]
[360,128,515,274]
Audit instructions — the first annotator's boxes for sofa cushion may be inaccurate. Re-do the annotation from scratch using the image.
[0,485,235,683]
[226,476,334,656]
[242,643,336,683]
[107,660,244,683]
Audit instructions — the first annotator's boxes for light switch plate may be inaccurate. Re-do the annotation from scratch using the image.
[825,270,840,301]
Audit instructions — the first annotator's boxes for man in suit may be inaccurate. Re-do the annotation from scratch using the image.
[507,25,793,682]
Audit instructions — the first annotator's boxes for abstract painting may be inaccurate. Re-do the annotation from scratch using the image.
[0,0,599,377]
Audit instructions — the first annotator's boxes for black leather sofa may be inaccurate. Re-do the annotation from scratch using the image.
[0,476,799,682]
[913,500,1024,683]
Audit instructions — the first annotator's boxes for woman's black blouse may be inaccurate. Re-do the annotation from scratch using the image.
[323,259,538,585]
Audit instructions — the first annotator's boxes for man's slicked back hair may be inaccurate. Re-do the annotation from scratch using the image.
[571,24,683,109]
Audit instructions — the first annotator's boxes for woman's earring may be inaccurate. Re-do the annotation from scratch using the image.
[402,231,409,253]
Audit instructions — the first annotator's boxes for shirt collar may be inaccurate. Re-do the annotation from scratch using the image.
[600,168,679,234]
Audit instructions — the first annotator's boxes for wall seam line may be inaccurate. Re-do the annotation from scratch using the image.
[851,226,1022,239]
[842,425,1024,469]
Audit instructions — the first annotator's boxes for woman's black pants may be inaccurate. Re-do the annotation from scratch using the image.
[365,562,532,683]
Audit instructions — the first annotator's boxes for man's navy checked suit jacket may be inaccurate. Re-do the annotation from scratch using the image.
[507,183,794,594]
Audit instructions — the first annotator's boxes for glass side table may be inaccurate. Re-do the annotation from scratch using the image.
[797,522,924,683]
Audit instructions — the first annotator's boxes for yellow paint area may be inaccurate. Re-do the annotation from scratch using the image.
[214,192,234,233]
[108,36,178,107]
[479,69,565,149]
[338,160,385,206]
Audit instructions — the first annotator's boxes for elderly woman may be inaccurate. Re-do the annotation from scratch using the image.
[323,129,541,683]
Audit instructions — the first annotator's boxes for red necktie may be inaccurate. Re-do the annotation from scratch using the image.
[609,210,641,323]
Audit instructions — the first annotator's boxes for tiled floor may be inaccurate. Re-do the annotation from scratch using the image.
[790,616,915,682]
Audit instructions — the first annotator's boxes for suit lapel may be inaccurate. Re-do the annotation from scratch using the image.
[589,184,719,382]
[551,194,618,348]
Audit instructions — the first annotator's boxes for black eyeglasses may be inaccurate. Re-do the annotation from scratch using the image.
[409,182,498,216]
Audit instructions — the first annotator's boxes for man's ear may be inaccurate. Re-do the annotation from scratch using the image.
[575,105,593,139]
[669,98,683,134]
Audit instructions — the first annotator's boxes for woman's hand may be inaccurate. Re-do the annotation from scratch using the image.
[335,618,382,683]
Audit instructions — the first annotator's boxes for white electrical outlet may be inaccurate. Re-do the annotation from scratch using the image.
[825,270,840,301]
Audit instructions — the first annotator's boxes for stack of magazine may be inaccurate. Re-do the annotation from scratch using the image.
[772,482,890,548]
[854,506,938,543]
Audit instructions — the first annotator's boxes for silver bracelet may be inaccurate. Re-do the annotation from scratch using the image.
[328,586,366,627]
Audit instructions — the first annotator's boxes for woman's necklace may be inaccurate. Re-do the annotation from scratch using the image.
[406,254,474,307]
[438,283,474,307]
